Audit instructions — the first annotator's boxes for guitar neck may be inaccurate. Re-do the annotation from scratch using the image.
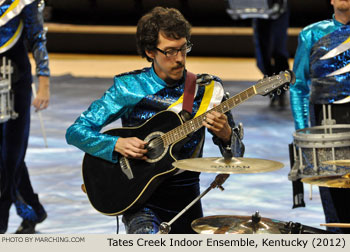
[162,85,257,146]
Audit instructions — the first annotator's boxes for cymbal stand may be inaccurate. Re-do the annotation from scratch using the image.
[157,174,229,234]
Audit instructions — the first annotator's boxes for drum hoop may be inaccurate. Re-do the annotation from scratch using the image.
[293,124,350,142]
[294,140,350,148]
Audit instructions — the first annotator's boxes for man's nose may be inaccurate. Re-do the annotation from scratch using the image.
[175,51,186,61]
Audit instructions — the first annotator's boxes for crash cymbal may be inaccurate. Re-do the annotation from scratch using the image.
[320,223,350,228]
[322,160,350,166]
[191,214,286,234]
[172,157,283,174]
[301,173,350,188]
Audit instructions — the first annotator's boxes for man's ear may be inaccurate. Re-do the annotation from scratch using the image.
[145,50,155,60]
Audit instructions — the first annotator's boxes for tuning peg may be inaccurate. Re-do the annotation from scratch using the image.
[269,93,275,99]
[276,89,282,95]
[283,85,289,91]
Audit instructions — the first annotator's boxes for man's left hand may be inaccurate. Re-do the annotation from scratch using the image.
[202,110,232,142]
[33,76,50,111]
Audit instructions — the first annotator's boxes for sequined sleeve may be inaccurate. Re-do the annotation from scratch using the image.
[66,79,130,163]
[211,92,245,158]
[22,0,49,76]
[290,30,311,130]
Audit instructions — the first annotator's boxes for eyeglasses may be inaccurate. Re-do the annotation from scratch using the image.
[155,42,193,58]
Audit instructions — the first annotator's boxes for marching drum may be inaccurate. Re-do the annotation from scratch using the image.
[0,57,18,123]
[226,0,288,20]
[289,124,350,181]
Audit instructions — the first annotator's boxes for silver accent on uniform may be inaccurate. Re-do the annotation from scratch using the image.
[320,40,350,60]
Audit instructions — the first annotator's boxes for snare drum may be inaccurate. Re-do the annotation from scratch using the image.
[0,57,18,123]
[288,124,350,181]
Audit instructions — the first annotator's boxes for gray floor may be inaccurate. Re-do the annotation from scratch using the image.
[6,75,325,234]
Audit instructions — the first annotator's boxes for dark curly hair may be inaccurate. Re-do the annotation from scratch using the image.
[136,7,192,62]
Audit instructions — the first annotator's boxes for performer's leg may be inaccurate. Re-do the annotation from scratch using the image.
[122,207,161,234]
[0,160,12,233]
[252,18,274,76]
[329,188,350,234]
[271,10,290,108]
[146,176,203,234]
[3,71,46,233]
[319,187,341,233]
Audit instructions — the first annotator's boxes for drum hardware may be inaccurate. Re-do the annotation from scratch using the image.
[321,104,336,128]
[172,157,284,174]
[320,223,350,228]
[289,104,350,200]
[0,57,18,123]
[289,124,350,199]
[191,212,334,234]
[32,83,48,147]
[157,174,229,234]
[322,159,350,166]
[301,173,350,188]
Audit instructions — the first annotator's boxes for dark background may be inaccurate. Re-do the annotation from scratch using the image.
[44,0,335,57]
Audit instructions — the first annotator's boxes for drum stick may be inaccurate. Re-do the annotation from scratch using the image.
[309,184,312,200]
[320,223,350,228]
[31,83,48,148]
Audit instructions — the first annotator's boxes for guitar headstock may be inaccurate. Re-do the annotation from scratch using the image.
[255,70,295,96]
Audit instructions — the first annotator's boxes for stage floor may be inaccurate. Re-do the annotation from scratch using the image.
[6,55,325,234]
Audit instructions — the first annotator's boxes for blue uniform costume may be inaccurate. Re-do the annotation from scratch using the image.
[290,16,350,233]
[0,0,49,233]
[66,66,244,233]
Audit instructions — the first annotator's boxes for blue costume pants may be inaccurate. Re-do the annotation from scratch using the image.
[0,36,45,233]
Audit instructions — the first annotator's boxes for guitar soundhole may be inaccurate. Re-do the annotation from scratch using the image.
[144,131,168,163]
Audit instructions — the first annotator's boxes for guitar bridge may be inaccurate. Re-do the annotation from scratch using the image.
[120,157,134,180]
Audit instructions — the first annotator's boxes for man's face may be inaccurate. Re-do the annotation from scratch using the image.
[146,32,187,84]
[331,0,350,12]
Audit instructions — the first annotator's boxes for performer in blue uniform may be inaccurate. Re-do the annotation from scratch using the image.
[66,7,244,234]
[0,0,50,234]
[253,0,290,108]
[290,0,350,233]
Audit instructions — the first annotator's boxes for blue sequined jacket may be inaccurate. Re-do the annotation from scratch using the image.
[0,0,49,76]
[66,66,244,164]
[290,16,350,130]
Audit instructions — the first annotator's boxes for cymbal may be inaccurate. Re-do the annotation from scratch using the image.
[320,223,350,228]
[301,173,350,188]
[191,215,286,234]
[322,160,350,166]
[172,157,283,174]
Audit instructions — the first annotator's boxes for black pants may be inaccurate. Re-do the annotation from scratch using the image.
[253,10,290,77]
[122,171,203,234]
[310,103,350,234]
[0,38,45,232]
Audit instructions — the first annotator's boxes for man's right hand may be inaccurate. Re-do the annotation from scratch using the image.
[114,137,148,160]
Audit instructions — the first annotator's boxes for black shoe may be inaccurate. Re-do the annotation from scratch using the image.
[15,211,47,234]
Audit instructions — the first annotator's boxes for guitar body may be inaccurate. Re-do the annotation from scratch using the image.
[82,111,185,216]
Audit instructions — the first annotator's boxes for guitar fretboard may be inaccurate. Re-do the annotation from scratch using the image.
[161,86,256,146]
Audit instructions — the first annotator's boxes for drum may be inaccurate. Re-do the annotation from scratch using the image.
[288,124,350,181]
[226,0,287,20]
[0,57,18,123]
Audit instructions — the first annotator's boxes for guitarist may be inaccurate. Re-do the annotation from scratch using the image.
[66,7,244,234]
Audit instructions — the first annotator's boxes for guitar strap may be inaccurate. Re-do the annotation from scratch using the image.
[181,71,197,121]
